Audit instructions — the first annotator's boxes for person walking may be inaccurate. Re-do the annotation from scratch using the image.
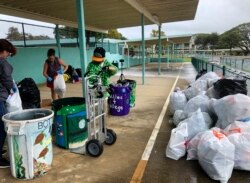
[43,48,68,100]
[0,39,17,168]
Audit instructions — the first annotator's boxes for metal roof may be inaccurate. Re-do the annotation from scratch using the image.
[0,0,199,32]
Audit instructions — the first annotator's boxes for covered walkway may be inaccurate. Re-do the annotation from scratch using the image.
[2,63,250,183]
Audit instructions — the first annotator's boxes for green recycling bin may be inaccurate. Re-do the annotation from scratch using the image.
[52,97,87,149]
[126,79,136,108]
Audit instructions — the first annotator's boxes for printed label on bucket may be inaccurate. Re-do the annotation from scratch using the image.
[10,117,53,179]
[109,93,130,115]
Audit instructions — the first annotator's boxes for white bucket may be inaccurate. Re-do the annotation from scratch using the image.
[2,109,54,180]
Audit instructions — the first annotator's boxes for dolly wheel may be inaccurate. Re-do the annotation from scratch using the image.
[105,129,117,145]
[86,139,103,157]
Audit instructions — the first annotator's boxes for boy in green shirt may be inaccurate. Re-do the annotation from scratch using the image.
[85,47,118,86]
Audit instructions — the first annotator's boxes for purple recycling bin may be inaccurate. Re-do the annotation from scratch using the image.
[109,85,131,116]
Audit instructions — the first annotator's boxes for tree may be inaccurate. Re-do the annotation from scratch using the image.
[207,32,219,51]
[6,26,51,41]
[6,27,23,41]
[106,29,127,40]
[54,26,78,39]
[217,31,240,55]
[233,23,250,55]
[218,23,250,55]
[194,34,210,49]
[150,29,166,37]
[56,27,127,40]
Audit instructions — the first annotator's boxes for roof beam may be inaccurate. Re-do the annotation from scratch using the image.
[0,5,108,33]
[123,0,160,26]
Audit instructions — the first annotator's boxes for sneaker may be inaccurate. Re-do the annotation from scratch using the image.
[0,158,10,168]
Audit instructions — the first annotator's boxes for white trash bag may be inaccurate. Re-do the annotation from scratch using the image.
[224,121,250,134]
[197,128,235,183]
[172,110,187,126]
[228,132,250,171]
[166,109,208,160]
[186,131,204,160]
[187,127,222,161]
[211,94,250,129]
[197,71,221,83]
[169,90,187,115]
[206,86,220,99]
[6,82,23,113]
[54,74,66,97]
[183,94,211,115]
[224,121,250,171]
[166,122,188,160]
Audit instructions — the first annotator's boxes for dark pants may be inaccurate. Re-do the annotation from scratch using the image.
[0,101,7,159]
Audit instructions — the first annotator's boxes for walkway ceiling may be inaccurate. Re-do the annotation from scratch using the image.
[0,0,199,33]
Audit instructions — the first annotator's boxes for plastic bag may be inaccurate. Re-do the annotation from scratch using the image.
[166,109,208,160]
[224,121,250,170]
[195,69,207,80]
[169,90,187,115]
[6,82,23,113]
[172,110,186,126]
[54,74,66,97]
[197,71,221,82]
[183,94,211,115]
[197,128,235,183]
[227,132,250,170]
[211,94,250,129]
[183,79,207,100]
[166,123,188,160]
[186,132,204,160]
[213,78,247,98]
[224,121,250,135]
[187,127,222,161]
[206,86,220,99]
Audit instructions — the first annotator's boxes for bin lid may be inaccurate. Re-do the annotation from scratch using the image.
[2,108,54,123]
[52,97,85,111]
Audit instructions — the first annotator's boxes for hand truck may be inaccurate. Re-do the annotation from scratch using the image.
[83,73,117,157]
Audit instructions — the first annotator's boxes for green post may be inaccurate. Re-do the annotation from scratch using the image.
[167,40,170,68]
[127,47,130,68]
[101,33,104,47]
[157,24,161,75]
[21,23,27,47]
[76,0,88,96]
[141,14,145,85]
[242,59,244,71]
[55,24,61,58]
[235,59,237,71]
[222,65,226,76]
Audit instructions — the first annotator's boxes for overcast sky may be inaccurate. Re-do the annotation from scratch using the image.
[118,0,250,39]
[0,0,250,39]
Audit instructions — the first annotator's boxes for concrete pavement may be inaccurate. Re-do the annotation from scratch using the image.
[1,63,249,183]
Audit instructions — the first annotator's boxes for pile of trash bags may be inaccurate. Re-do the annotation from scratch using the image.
[166,71,249,183]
